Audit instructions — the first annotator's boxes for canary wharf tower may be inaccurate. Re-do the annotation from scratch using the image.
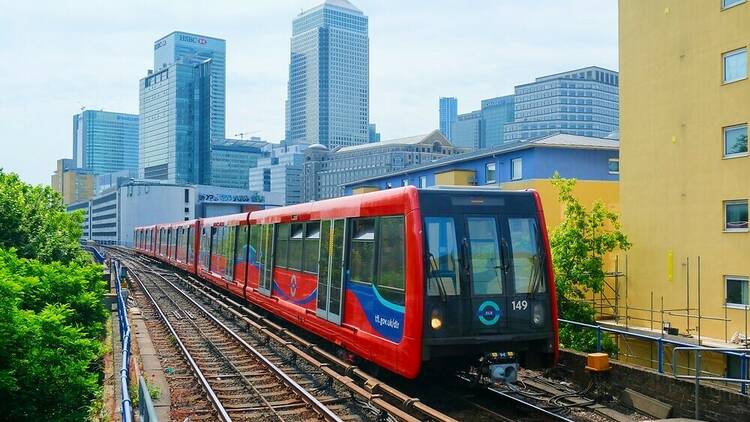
[286,0,369,149]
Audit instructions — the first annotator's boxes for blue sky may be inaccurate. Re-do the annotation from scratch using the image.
[0,0,618,185]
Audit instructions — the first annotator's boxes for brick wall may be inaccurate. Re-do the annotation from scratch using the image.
[559,350,750,421]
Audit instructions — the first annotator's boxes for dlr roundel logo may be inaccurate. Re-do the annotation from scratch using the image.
[477,301,501,326]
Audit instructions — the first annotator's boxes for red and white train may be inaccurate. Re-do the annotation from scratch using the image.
[134,187,559,380]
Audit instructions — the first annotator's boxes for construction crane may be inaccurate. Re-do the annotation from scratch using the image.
[234,131,261,140]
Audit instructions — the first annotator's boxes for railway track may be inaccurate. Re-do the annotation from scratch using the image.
[110,247,458,422]
[121,255,356,421]
[110,246,642,422]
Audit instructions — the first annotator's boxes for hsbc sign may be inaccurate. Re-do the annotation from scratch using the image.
[178,34,208,45]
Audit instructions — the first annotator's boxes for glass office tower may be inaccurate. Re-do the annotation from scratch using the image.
[72,110,139,174]
[439,97,458,141]
[286,0,369,149]
[139,32,225,184]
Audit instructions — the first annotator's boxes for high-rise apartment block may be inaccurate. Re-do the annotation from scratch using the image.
[439,97,458,140]
[285,0,369,148]
[139,31,226,184]
[504,66,619,142]
[72,110,139,174]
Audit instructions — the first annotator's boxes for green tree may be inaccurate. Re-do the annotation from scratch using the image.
[0,170,106,420]
[0,170,86,265]
[550,174,630,354]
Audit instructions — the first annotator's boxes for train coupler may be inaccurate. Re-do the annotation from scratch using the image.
[481,351,518,384]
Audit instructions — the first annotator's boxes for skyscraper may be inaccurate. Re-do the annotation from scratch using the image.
[72,110,139,174]
[439,97,458,140]
[286,0,369,149]
[139,32,226,184]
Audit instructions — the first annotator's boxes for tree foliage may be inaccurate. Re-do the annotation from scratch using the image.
[0,169,87,264]
[0,170,106,421]
[550,174,630,354]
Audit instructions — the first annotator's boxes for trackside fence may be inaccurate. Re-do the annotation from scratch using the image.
[112,259,133,422]
[559,318,750,396]
[111,257,159,422]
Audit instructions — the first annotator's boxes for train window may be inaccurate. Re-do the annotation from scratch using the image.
[467,217,504,295]
[214,227,226,276]
[173,229,179,259]
[248,225,260,266]
[303,222,321,274]
[288,223,304,270]
[508,218,545,294]
[275,224,290,268]
[424,217,461,296]
[376,216,405,305]
[350,219,376,284]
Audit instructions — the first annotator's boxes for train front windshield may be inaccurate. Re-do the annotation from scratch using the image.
[419,190,553,354]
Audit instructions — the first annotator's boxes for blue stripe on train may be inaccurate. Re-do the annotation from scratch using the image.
[346,281,405,343]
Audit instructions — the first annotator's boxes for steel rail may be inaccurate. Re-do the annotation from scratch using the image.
[114,246,457,422]
[127,257,344,422]
[455,374,576,422]
[128,267,233,422]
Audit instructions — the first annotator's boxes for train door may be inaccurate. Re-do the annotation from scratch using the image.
[257,224,275,296]
[464,215,511,334]
[316,219,346,324]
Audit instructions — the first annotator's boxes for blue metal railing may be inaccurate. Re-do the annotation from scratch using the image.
[84,245,106,263]
[559,318,750,394]
[113,259,133,422]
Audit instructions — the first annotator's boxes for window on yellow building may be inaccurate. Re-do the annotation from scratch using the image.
[724,124,748,157]
[724,200,749,231]
[723,48,747,83]
[722,0,746,10]
[726,276,748,307]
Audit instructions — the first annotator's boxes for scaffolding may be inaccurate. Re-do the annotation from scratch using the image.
[568,255,750,391]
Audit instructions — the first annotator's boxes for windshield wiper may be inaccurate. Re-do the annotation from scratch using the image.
[528,246,545,298]
[428,252,448,303]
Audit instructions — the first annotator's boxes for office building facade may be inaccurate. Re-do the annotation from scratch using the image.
[210,138,267,189]
[51,158,96,205]
[72,110,139,174]
[140,32,225,185]
[504,66,619,142]
[451,110,483,149]
[301,130,464,201]
[248,144,306,205]
[481,95,515,147]
[439,97,458,140]
[286,0,369,148]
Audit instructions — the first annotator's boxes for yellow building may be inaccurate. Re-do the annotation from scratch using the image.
[620,0,749,355]
[51,158,95,205]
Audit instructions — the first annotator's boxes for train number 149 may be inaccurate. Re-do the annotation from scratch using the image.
[511,300,528,311]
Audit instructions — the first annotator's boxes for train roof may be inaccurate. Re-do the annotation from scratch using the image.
[249,186,420,224]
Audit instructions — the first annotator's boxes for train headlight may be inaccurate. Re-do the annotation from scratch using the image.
[532,303,544,326]
[430,308,443,330]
